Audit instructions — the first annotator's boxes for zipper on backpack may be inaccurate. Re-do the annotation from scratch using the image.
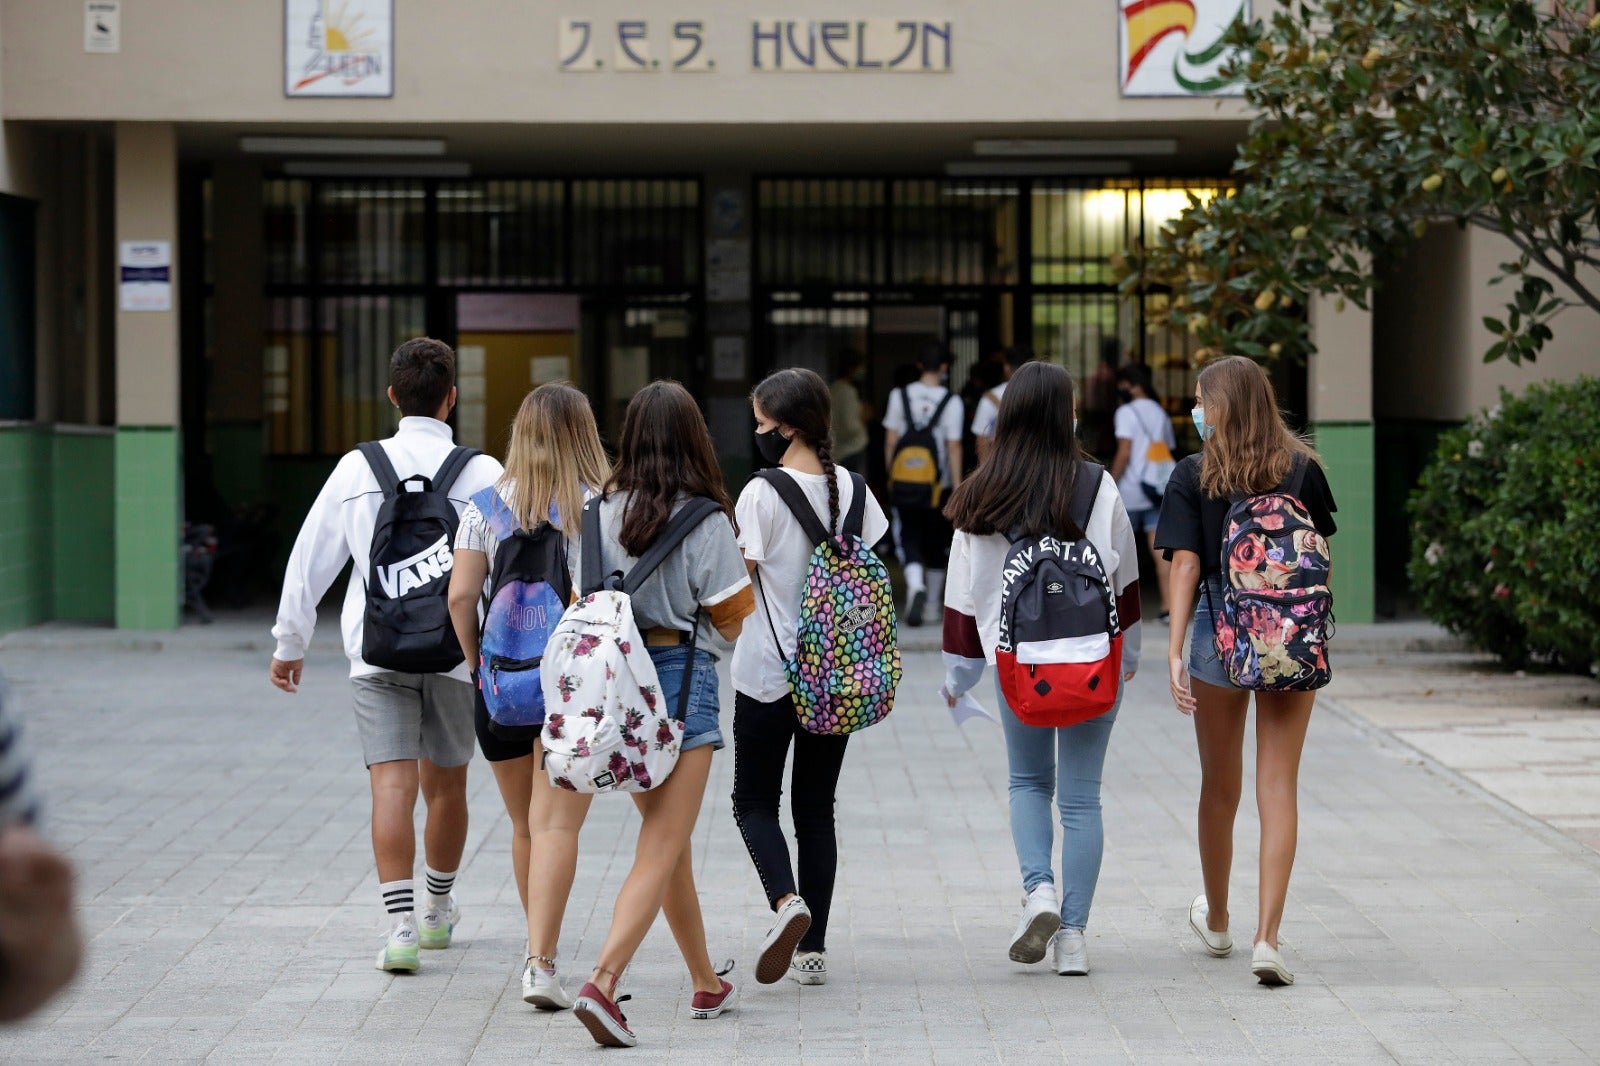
[1230,588,1330,605]
[488,654,542,697]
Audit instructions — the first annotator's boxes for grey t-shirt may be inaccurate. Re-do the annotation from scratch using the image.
[569,493,755,658]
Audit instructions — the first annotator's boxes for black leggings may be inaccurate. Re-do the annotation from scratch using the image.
[731,691,850,954]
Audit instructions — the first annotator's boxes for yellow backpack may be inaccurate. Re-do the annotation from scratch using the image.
[888,389,955,509]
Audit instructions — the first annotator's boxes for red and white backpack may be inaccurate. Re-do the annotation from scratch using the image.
[995,463,1122,728]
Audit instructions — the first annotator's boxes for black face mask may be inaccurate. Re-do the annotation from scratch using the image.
[1117,387,1134,404]
[754,426,791,465]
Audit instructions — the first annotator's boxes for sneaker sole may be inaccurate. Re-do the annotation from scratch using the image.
[788,969,827,986]
[574,997,637,1047]
[524,989,573,1011]
[1009,911,1062,964]
[1055,959,1089,976]
[1252,961,1294,986]
[418,929,453,950]
[375,948,420,973]
[757,910,813,984]
[1189,914,1232,958]
[690,983,738,1020]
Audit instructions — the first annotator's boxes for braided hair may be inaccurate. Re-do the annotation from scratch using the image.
[751,367,841,534]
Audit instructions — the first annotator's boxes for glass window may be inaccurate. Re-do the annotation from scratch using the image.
[571,180,700,287]
[318,181,426,286]
[438,180,565,287]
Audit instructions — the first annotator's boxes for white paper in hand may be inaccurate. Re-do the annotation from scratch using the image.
[942,687,997,728]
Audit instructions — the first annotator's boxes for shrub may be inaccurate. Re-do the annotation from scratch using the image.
[1408,377,1600,671]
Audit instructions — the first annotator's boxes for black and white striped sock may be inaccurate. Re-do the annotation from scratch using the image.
[424,866,456,907]
[380,879,414,916]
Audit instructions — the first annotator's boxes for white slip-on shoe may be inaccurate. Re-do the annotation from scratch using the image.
[788,951,827,986]
[1189,894,1233,958]
[1050,928,1089,976]
[1252,941,1294,986]
[1009,883,1062,964]
[756,897,813,984]
[522,956,575,1010]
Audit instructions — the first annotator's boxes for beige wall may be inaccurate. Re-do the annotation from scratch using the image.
[1375,225,1596,422]
[114,122,178,426]
[1307,290,1372,423]
[2,0,1248,126]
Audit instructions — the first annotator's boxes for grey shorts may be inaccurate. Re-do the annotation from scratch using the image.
[350,673,476,769]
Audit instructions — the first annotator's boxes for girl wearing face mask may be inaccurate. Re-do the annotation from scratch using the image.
[732,368,891,989]
[1154,356,1338,986]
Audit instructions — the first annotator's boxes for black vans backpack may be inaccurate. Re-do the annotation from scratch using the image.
[888,389,955,509]
[358,441,481,674]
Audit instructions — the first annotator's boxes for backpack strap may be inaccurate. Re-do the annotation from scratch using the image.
[621,497,724,597]
[357,441,402,498]
[432,446,481,495]
[899,387,915,432]
[842,472,867,540]
[580,495,607,596]
[1283,454,1310,499]
[928,390,955,430]
[473,485,520,541]
[754,469,832,547]
[1070,461,1105,534]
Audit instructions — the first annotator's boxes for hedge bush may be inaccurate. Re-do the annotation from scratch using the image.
[1408,377,1600,672]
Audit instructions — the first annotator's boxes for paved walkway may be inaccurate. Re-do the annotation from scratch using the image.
[2,622,1599,1064]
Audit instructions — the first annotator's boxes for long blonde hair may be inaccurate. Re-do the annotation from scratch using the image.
[498,382,610,534]
[1196,355,1318,498]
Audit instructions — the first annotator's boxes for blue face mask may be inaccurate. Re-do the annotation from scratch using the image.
[1192,406,1211,442]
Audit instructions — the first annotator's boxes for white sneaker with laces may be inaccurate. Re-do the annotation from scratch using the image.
[375,914,420,972]
[1252,941,1294,986]
[1009,883,1061,964]
[1189,894,1233,958]
[418,894,460,950]
[788,951,827,985]
[522,957,575,1010]
[1050,928,1089,975]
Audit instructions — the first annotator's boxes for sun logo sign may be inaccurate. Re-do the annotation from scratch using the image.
[286,0,394,98]
[1118,0,1247,97]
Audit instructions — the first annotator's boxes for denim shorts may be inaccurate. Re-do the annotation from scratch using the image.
[649,646,725,753]
[1127,507,1160,535]
[1188,577,1241,690]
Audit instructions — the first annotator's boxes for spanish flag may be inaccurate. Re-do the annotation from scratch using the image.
[1123,0,1196,85]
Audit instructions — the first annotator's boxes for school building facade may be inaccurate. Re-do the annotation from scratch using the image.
[0,0,1591,632]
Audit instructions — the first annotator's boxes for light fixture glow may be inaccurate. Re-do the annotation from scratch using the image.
[972,139,1179,158]
[240,136,447,156]
[945,161,1134,177]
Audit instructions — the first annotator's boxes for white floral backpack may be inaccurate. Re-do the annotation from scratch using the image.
[539,496,722,794]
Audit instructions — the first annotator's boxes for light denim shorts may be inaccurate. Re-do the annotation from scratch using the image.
[648,646,725,753]
[1188,577,1241,690]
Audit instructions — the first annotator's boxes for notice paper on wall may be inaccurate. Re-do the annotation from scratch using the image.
[119,241,171,312]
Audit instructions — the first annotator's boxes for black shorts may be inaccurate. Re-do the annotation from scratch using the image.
[473,683,537,763]
[895,504,955,571]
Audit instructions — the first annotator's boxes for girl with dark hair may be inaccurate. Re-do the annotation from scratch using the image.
[553,382,756,1047]
[942,361,1143,976]
[732,367,890,989]
[1155,355,1338,987]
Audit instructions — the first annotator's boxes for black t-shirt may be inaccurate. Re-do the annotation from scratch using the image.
[1154,453,1339,576]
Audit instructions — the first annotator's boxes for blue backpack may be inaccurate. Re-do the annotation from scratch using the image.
[472,487,572,740]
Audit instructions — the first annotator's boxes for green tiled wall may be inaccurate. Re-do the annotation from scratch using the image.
[0,426,52,630]
[1314,421,1376,625]
[115,426,182,630]
[53,432,115,622]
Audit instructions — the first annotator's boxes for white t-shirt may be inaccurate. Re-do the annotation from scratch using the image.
[1113,397,1176,513]
[731,467,891,702]
[971,381,1007,439]
[882,381,964,488]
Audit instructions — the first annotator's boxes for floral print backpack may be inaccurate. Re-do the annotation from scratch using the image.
[539,496,721,794]
[1210,458,1334,690]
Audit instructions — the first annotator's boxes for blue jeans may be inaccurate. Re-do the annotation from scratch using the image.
[648,646,724,753]
[997,678,1121,930]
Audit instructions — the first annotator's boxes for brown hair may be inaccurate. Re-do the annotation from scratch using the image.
[608,381,736,557]
[945,361,1091,539]
[389,337,456,416]
[1195,355,1319,498]
[498,383,610,535]
[751,368,839,532]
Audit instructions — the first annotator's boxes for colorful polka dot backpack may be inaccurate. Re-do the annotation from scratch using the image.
[755,469,901,735]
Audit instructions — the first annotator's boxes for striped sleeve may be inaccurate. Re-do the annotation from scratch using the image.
[0,684,40,827]
[941,532,987,699]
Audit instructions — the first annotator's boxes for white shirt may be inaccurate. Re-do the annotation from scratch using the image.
[882,381,964,488]
[971,381,1007,439]
[272,417,504,680]
[943,470,1143,676]
[732,467,891,702]
[1113,398,1176,513]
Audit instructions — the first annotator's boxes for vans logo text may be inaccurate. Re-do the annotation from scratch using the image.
[839,603,877,634]
[377,536,454,599]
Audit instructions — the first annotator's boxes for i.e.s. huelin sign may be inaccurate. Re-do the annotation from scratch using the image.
[559,18,953,73]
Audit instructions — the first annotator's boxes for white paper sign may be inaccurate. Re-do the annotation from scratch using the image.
[285,0,394,98]
[1119,0,1248,97]
[119,241,171,312]
[84,1,120,53]
[712,336,747,382]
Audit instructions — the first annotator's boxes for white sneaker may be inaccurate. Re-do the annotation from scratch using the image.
[1050,928,1089,975]
[1008,883,1061,964]
[375,914,420,972]
[756,897,813,984]
[1252,941,1294,986]
[788,951,827,986]
[522,957,575,1010]
[418,894,460,950]
[1189,894,1233,958]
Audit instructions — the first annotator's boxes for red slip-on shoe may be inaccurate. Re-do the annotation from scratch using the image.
[574,982,637,1048]
[690,961,738,1020]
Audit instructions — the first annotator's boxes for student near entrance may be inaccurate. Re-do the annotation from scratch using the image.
[269,338,502,974]
[883,343,965,627]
